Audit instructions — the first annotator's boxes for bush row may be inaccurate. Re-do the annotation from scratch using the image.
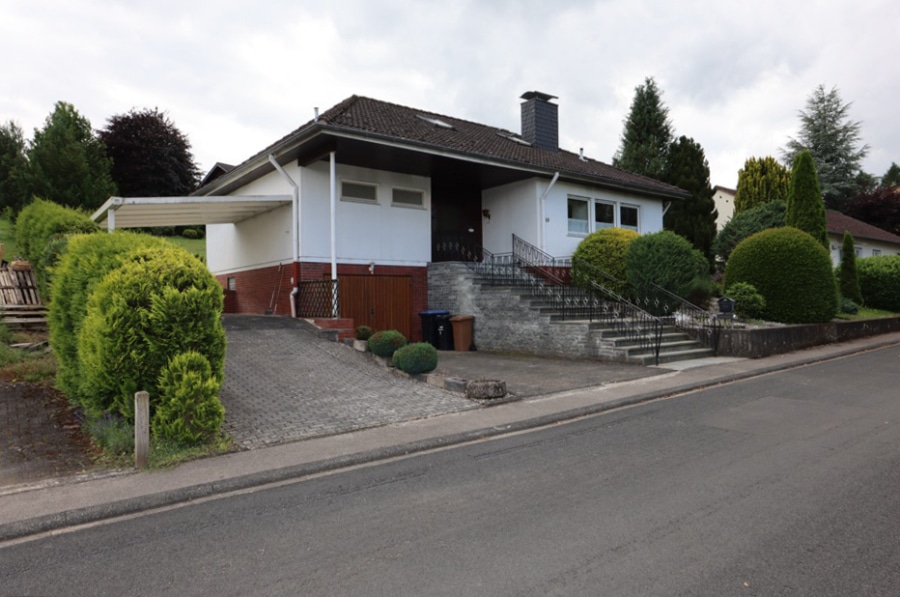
[857,255,900,312]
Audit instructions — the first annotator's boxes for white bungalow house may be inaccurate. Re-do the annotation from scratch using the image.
[827,210,900,265]
[92,92,687,340]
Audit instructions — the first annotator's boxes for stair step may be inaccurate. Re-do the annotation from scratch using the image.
[627,347,716,366]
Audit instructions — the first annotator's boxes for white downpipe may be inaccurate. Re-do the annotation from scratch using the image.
[290,286,299,319]
[329,151,338,317]
[268,155,299,264]
[107,207,116,232]
[538,172,560,251]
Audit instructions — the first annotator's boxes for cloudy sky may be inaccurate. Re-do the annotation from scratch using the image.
[2,0,896,189]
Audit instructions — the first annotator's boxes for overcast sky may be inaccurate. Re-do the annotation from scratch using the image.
[2,0,896,189]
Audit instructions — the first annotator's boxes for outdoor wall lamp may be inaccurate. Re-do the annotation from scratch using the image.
[482,209,491,220]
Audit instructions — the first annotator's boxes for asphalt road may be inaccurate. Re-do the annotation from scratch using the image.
[2,346,899,596]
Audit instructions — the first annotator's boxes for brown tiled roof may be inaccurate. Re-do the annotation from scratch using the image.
[826,210,900,245]
[201,95,688,199]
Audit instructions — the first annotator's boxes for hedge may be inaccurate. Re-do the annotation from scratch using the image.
[49,231,169,402]
[856,255,900,312]
[152,351,225,446]
[76,246,225,420]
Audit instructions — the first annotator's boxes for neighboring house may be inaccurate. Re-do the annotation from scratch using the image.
[92,92,687,340]
[712,185,735,231]
[826,210,900,265]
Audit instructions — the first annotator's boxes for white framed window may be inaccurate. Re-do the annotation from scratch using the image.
[341,180,378,204]
[391,187,425,208]
[226,277,236,291]
[594,201,615,229]
[568,196,589,234]
[872,249,882,256]
[854,245,863,257]
[620,204,639,232]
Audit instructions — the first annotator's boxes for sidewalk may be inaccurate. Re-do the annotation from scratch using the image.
[1,331,898,542]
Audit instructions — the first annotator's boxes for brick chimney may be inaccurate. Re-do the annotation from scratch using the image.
[520,91,558,151]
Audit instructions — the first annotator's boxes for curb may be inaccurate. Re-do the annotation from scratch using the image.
[2,337,898,543]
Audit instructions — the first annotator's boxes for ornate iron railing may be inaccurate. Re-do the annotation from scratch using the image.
[644,282,721,352]
[295,279,339,318]
[433,234,486,263]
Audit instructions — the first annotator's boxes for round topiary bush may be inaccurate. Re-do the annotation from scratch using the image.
[724,227,838,324]
[355,325,373,341]
[571,227,639,295]
[152,351,225,446]
[856,255,900,312]
[392,342,438,375]
[367,329,407,358]
[712,200,785,263]
[724,281,766,320]
[625,230,709,314]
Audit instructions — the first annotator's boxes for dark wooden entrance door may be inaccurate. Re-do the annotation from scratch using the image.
[336,275,413,338]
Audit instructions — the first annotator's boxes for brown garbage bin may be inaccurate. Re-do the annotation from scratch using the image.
[450,315,475,351]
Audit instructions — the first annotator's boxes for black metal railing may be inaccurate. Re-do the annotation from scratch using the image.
[295,279,339,318]
[433,234,486,263]
[645,282,721,352]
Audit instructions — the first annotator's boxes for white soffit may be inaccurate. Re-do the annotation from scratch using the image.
[91,195,292,228]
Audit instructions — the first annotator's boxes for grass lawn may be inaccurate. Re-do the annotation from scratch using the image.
[835,306,899,320]
[0,216,19,261]
[164,235,206,261]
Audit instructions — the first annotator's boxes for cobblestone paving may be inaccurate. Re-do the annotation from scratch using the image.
[220,316,477,449]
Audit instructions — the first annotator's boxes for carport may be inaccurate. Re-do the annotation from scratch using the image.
[90,195,292,230]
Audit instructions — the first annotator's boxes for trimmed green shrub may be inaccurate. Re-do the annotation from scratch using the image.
[725,282,766,320]
[840,296,860,315]
[838,231,863,304]
[49,231,169,402]
[392,342,439,375]
[724,227,838,323]
[785,150,828,250]
[571,227,639,295]
[856,255,900,312]
[625,230,709,314]
[14,198,100,295]
[367,329,407,358]
[152,351,225,445]
[355,325,373,341]
[712,200,785,262]
[77,246,225,419]
[181,228,200,239]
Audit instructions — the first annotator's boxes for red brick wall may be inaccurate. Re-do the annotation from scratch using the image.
[216,261,429,340]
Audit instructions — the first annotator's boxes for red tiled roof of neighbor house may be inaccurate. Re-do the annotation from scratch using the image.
[200,94,688,199]
[826,210,900,244]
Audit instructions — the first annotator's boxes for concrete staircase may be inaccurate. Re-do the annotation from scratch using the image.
[428,262,714,366]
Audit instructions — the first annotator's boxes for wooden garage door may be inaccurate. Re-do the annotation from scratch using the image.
[335,275,412,338]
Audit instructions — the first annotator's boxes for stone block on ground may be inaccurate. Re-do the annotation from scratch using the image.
[465,379,507,400]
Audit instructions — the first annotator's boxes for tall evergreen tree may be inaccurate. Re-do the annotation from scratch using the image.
[662,136,717,264]
[785,150,828,250]
[612,77,674,181]
[23,101,116,211]
[781,85,869,210]
[0,121,29,217]
[881,162,900,188]
[839,231,863,304]
[733,156,791,214]
[99,108,200,197]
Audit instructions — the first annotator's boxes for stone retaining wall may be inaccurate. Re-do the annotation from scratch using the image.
[717,316,900,359]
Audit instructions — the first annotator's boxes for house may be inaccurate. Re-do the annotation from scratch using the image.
[712,185,736,231]
[826,209,900,265]
[92,92,687,341]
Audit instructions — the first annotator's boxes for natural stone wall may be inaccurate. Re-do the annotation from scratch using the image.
[428,262,593,358]
[717,316,900,358]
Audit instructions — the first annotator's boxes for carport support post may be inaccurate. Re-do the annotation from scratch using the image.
[134,391,149,469]
[107,206,115,232]
[329,151,339,317]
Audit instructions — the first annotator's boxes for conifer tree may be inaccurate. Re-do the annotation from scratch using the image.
[734,156,791,214]
[612,77,674,181]
[662,136,717,264]
[785,150,828,250]
[839,231,863,304]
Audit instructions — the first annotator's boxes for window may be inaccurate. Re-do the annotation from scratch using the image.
[392,188,424,208]
[620,205,639,231]
[341,181,377,203]
[854,245,863,257]
[226,277,236,291]
[594,201,615,229]
[872,249,882,256]
[568,197,589,234]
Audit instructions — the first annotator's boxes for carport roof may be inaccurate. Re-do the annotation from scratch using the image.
[91,195,292,229]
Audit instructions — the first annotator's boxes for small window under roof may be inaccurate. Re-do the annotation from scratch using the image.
[498,132,532,146]
[416,114,454,129]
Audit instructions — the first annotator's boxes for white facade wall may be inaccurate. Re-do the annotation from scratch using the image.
[828,234,900,266]
[482,179,540,254]
[207,161,431,275]
[713,187,736,231]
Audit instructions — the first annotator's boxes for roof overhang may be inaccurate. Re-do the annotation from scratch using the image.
[91,195,292,229]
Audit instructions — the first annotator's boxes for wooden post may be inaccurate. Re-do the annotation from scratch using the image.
[134,391,150,469]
